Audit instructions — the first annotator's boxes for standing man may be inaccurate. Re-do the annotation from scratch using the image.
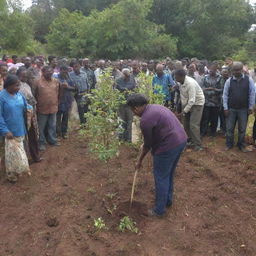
[200,63,223,137]
[152,64,176,107]
[69,61,90,125]
[219,67,230,134]
[34,66,64,151]
[94,60,105,85]
[48,56,59,75]
[54,65,76,139]
[81,58,96,91]
[24,57,32,69]
[141,62,150,76]
[175,69,205,151]
[115,69,136,142]
[127,94,187,217]
[131,61,140,78]
[188,63,203,86]
[223,62,255,152]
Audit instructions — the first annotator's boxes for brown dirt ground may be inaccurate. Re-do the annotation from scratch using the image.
[0,133,255,256]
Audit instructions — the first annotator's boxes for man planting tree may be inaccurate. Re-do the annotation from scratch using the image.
[127,94,187,217]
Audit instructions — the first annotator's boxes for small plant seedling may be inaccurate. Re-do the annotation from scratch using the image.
[94,217,107,230]
[87,187,96,194]
[118,216,138,233]
[106,192,117,200]
[106,204,117,215]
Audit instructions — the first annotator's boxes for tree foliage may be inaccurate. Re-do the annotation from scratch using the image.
[52,0,119,15]
[0,0,34,52]
[151,0,256,59]
[1,0,255,60]
[27,0,56,43]
[47,0,177,59]
[47,9,84,55]
[82,70,125,161]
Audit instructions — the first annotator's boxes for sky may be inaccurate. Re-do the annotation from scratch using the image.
[22,0,32,9]
[21,0,256,9]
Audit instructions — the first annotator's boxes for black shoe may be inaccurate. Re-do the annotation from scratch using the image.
[147,209,165,218]
[193,145,204,151]
[166,202,173,208]
[50,142,61,146]
[225,146,233,151]
[239,147,251,153]
[39,145,46,151]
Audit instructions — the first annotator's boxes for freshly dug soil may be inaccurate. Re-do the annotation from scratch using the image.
[0,132,255,256]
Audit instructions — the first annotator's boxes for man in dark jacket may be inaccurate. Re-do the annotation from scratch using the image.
[115,68,136,142]
[200,63,223,137]
[223,62,255,152]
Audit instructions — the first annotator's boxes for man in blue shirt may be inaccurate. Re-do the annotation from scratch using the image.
[152,64,175,107]
[223,62,255,152]
[69,61,89,124]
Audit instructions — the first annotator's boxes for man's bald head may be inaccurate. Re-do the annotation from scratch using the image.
[232,62,243,70]
[156,64,164,77]
[98,60,105,69]
[83,58,90,68]
[232,61,243,78]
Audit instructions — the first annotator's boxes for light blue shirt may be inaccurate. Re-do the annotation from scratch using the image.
[152,73,175,101]
[0,90,31,136]
[69,71,89,94]
[223,75,255,110]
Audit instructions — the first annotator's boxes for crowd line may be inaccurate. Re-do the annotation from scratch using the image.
[0,55,255,183]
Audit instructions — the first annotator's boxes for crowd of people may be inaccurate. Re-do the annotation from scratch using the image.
[0,54,255,183]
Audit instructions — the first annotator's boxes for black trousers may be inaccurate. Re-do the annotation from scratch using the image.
[57,110,69,136]
[28,121,40,162]
[200,106,219,136]
[77,102,89,124]
[219,106,226,133]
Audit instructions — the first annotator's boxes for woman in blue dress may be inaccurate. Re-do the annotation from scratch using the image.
[0,75,31,182]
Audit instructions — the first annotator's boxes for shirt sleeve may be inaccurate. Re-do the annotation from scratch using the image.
[0,99,10,135]
[248,77,255,110]
[21,94,32,110]
[183,83,196,113]
[168,74,176,87]
[152,76,156,87]
[223,78,231,110]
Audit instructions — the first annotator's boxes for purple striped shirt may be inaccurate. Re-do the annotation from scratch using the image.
[140,104,187,155]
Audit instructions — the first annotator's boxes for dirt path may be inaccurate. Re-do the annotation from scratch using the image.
[0,133,255,256]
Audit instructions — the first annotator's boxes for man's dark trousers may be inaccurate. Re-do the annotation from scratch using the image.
[200,106,219,136]
[57,110,69,136]
[153,142,186,215]
[226,108,248,148]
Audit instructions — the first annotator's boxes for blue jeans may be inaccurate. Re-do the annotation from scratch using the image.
[226,108,248,148]
[37,113,57,146]
[153,142,186,215]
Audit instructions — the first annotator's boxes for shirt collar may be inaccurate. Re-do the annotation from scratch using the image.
[232,74,245,80]
[141,104,149,117]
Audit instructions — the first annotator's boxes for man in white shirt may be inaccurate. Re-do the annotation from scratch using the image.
[94,59,106,86]
[175,69,205,151]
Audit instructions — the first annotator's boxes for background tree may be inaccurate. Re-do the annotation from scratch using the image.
[0,0,35,53]
[47,9,84,55]
[27,0,56,43]
[48,0,177,59]
[52,0,119,15]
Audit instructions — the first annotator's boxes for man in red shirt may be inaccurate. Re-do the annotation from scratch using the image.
[34,66,66,151]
